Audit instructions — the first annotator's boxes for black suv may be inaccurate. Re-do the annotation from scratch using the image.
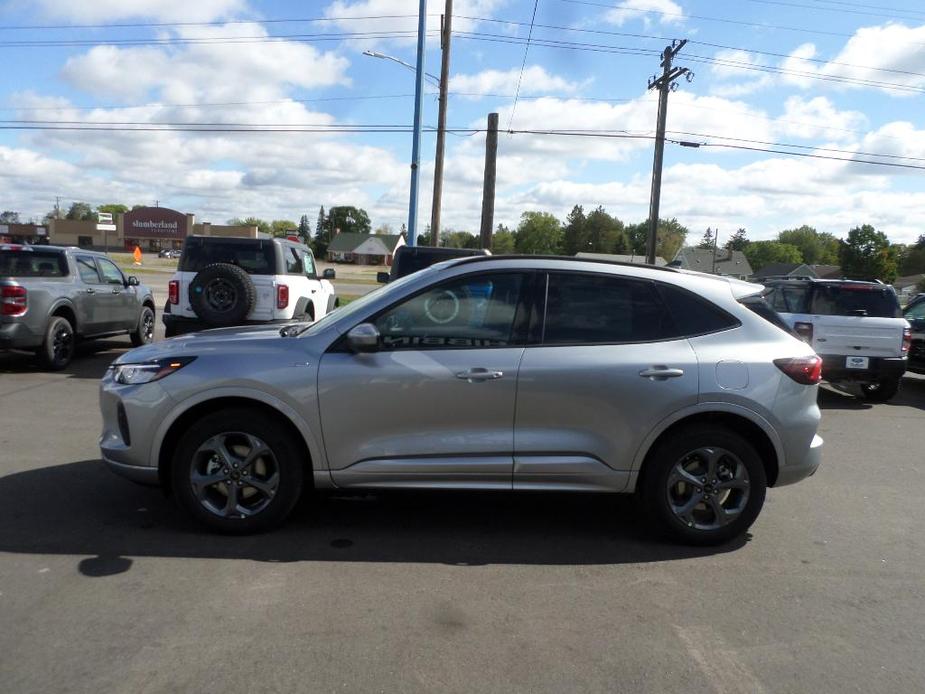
[377,246,491,283]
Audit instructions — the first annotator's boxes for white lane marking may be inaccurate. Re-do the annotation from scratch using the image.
[675,624,768,694]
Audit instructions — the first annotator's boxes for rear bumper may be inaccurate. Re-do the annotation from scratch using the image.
[163,311,294,336]
[775,434,823,487]
[0,319,43,350]
[820,354,906,383]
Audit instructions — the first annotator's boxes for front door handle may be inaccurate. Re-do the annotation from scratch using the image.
[456,367,504,382]
[111,288,121,294]
[639,366,684,380]
[85,288,95,294]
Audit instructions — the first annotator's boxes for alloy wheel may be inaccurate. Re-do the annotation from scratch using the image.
[666,446,750,531]
[190,432,280,519]
[52,323,74,364]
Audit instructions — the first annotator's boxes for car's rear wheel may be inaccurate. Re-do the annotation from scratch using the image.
[130,305,155,346]
[642,426,767,546]
[171,409,304,533]
[859,377,900,402]
[37,315,75,370]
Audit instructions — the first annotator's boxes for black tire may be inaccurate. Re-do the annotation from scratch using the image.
[859,377,900,402]
[171,408,305,534]
[188,263,256,326]
[130,305,155,346]
[642,426,767,546]
[37,315,75,371]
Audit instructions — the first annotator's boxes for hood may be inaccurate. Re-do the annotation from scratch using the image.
[114,322,306,364]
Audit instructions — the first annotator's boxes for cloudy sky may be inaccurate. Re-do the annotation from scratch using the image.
[1,0,924,243]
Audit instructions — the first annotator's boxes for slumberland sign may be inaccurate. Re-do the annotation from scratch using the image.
[122,206,187,239]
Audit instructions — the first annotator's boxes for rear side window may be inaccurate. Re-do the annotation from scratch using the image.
[0,250,68,278]
[285,247,302,274]
[809,284,900,318]
[765,284,810,313]
[542,273,673,344]
[657,283,740,337]
[180,240,275,275]
[738,295,795,335]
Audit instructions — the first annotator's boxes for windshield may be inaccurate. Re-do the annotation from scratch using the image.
[301,266,436,335]
[180,240,275,275]
[0,250,68,278]
[810,284,900,318]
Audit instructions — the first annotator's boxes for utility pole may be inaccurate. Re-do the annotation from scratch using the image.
[645,39,691,266]
[479,112,499,250]
[429,0,453,247]
[712,229,719,274]
[407,0,428,247]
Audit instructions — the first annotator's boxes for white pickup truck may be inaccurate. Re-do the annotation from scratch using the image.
[763,278,911,401]
[163,236,337,337]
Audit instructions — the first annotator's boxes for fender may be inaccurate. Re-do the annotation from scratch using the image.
[48,297,80,332]
[626,401,785,490]
[148,385,329,474]
[291,296,311,319]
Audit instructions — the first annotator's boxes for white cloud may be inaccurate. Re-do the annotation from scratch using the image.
[605,0,685,27]
[708,49,775,96]
[449,66,588,98]
[32,0,246,23]
[776,96,868,141]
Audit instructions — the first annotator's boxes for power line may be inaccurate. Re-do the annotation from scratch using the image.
[743,0,925,21]
[507,0,540,131]
[0,14,428,31]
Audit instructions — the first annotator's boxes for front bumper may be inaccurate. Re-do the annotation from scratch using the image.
[102,456,159,485]
[774,433,823,487]
[820,355,906,383]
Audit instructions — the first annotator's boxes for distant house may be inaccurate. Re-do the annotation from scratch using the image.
[894,274,925,304]
[810,264,843,279]
[327,232,405,265]
[576,252,667,266]
[671,247,753,280]
[751,263,815,281]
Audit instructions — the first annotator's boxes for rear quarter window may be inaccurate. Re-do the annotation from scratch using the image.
[0,250,68,277]
[657,283,741,337]
[180,240,276,275]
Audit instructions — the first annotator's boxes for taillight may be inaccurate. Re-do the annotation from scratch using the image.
[903,327,912,354]
[168,280,179,305]
[277,284,289,309]
[775,356,823,385]
[1,285,27,316]
[794,321,813,343]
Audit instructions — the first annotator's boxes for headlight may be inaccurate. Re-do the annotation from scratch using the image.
[111,357,196,385]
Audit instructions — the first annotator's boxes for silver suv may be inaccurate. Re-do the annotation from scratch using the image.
[100,256,823,545]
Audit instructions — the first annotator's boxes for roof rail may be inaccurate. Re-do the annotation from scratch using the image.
[442,253,679,273]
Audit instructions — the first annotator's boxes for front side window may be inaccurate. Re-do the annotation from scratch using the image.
[76,256,101,283]
[373,272,527,350]
[97,258,125,285]
[905,302,925,320]
[542,273,674,345]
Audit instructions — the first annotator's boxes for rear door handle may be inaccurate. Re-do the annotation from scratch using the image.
[639,366,684,380]
[111,289,121,294]
[456,368,504,382]
[85,288,95,294]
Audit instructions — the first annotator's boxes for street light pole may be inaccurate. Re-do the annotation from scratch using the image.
[407,0,428,248]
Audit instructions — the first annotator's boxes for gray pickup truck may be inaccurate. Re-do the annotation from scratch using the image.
[1,244,156,369]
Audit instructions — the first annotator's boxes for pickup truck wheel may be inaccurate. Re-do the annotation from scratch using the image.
[171,409,304,534]
[130,306,155,346]
[859,377,900,402]
[188,263,256,326]
[642,426,766,546]
[37,316,75,371]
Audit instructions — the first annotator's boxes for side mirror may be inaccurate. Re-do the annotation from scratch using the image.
[127,276,140,286]
[377,271,390,284]
[322,268,336,280]
[346,323,380,353]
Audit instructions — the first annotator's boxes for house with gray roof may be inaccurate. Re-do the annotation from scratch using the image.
[750,262,815,280]
[671,247,753,280]
[576,252,667,266]
[327,232,405,266]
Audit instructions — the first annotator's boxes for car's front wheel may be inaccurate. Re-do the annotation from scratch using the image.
[642,426,767,546]
[171,409,305,533]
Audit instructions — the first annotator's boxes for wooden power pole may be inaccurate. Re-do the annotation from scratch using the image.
[645,40,691,266]
[479,112,499,250]
[429,0,453,247]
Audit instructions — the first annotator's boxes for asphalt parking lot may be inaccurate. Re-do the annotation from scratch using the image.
[1,328,924,693]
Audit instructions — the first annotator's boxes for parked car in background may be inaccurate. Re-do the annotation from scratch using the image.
[158,249,181,259]
[764,278,910,401]
[101,256,823,545]
[1,244,155,369]
[904,294,925,374]
[163,236,337,337]
[377,245,491,283]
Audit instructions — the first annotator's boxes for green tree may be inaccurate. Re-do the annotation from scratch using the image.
[584,206,626,254]
[374,223,394,236]
[743,241,803,270]
[297,214,312,244]
[561,205,587,256]
[228,217,271,235]
[315,206,325,238]
[97,203,128,217]
[515,211,562,254]
[442,230,480,249]
[324,206,371,237]
[698,227,715,249]
[839,224,898,282]
[0,210,20,224]
[269,219,297,237]
[492,224,515,254]
[626,218,688,261]
[66,202,95,221]
[900,234,925,275]
[725,228,749,251]
[777,225,839,265]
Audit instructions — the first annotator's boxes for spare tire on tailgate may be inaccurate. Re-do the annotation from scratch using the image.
[188,262,256,326]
